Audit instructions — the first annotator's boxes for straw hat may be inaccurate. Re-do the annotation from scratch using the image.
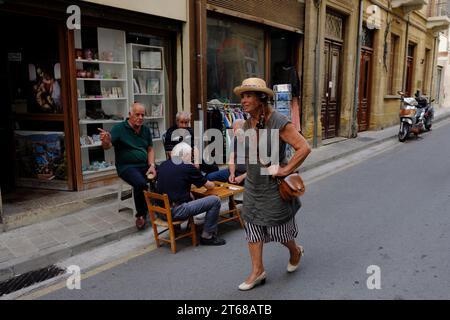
[233,77,274,98]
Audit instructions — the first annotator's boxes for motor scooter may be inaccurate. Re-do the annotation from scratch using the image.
[397,90,435,142]
[397,91,424,142]
[414,90,434,131]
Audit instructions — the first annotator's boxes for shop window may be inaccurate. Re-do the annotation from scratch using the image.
[422,48,431,95]
[436,66,443,103]
[73,26,171,181]
[207,16,265,103]
[1,14,69,189]
[387,34,399,95]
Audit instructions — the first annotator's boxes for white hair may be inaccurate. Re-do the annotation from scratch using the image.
[171,142,192,162]
[176,111,191,121]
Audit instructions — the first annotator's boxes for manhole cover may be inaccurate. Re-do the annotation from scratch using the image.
[0,265,66,297]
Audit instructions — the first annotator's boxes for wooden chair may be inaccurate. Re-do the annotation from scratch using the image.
[143,191,197,253]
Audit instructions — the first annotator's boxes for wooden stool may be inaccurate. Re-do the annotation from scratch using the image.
[117,179,136,215]
[144,191,197,253]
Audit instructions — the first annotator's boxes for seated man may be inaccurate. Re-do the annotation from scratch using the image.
[206,119,247,184]
[99,102,156,231]
[157,142,226,246]
[164,111,218,175]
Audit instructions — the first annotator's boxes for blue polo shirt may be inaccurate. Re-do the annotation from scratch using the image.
[156,157,207,204]
[111,120,153,176]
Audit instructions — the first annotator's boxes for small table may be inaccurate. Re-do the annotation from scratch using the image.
[191,182,244,228]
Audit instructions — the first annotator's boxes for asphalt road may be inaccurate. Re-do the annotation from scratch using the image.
[39,122,450,300]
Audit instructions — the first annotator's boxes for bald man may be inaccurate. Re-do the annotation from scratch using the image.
[99,102,156,230]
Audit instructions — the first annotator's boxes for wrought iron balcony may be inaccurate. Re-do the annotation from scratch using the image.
[392,0,428,14]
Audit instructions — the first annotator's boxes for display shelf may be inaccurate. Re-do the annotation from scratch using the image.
[134,93,163,96]
[144,116,164,120]
[82,166,116,176]
[76,59,125,65]
[80,142,102,149]
[127,42,167,166]
[79,119,123,124]
[75,27,129,182]
[132,68,162,72]
[77,78,127,82]
[78,97,127,101]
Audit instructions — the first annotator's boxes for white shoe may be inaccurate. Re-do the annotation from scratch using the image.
[287,245,304,273]
[238,271,267,291]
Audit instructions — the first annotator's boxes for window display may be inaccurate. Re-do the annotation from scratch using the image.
[75,27,129,179]
[127,40,168,163]
[207,17,265,103]
[15,131,66,181]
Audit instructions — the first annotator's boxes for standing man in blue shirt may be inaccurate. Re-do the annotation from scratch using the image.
[99,102,157,230]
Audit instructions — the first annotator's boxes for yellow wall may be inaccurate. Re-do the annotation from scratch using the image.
[82,0,187,21]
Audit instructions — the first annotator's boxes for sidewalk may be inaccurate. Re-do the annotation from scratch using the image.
[1,108,450,283]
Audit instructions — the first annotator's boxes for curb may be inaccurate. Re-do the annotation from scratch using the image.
[0,225,137,283]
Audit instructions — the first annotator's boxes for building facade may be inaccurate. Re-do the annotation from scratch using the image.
[1,0,448,213]
[0,0,190,197]
[300,0,449,146]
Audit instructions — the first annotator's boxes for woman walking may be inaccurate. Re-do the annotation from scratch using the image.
[234,78,311,291]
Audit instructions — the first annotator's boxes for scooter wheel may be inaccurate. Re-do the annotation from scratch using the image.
[398,123,410,142]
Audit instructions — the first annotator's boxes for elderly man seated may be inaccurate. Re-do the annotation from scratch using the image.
[164,111,218,175]
[99,102,156,231]
[156,142,226,246]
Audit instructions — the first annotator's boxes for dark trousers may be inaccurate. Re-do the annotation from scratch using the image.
[119,166,149,218]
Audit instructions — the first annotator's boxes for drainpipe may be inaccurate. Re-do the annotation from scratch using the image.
[402,14,410,92]
[313,0,321,148]
[429,35,438,102]
[352,0,364,138]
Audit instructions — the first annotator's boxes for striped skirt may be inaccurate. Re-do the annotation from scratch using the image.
[244,217,298,243]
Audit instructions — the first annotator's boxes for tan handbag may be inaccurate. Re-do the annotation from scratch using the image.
[254,122,305,201]
[277,173,305,201]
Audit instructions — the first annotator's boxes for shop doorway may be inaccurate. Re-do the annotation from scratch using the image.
[0,13,73,193]
[405,43,416,97]
[321,40,342,139]
[357,27,374,132]
[358,49,372,132]
[321,11,344,140]
[270,30,301,130]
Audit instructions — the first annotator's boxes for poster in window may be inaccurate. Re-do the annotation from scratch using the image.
[140,50,162,69]
[14,131,67,181]
[28,63,63,114]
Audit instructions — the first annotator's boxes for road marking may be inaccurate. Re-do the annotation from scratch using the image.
[18,244,157,300]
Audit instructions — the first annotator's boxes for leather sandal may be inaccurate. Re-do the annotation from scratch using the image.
[287,245,304,273]
[238,271,267,291]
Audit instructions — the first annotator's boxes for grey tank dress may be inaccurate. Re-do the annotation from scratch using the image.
[241,110,302,227]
